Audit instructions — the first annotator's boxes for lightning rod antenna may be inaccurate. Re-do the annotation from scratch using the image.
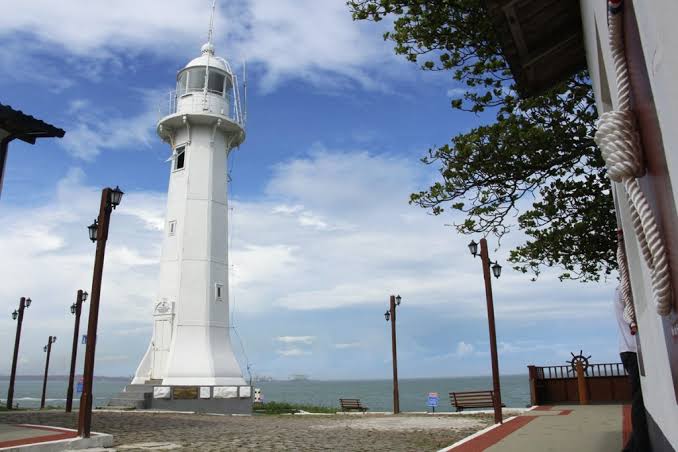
[202,0,217,108]
[243,61,248,128]
[207,0,217,46]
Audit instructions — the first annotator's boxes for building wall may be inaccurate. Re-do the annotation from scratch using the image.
[581,1,678,448]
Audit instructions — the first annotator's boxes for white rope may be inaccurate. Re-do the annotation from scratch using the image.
[617,232,636,326]
[594,0,672,316]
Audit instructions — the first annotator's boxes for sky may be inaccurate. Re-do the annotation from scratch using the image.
[0,0,618,381]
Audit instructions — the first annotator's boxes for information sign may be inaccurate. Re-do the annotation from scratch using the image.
[427,392,439,412]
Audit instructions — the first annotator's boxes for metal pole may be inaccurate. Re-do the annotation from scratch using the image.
[78,189,112,438]
[576,361,589,405]
[390,295,400,414]
[6,297,26,409]
[480,238,503,424]
[41,336,53,410]
[66,290,84,413]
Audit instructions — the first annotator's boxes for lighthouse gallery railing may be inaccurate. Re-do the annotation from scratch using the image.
[160,90,244,128]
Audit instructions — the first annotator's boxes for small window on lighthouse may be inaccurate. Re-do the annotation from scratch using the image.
[215,283,224,301]
[174,146,186,170]
[168,220,177,236]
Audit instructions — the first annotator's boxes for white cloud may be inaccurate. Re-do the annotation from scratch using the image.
[335,342,361,349]
[0,168,164,375]
[0,41,75,93]
[239,0,394,91]
[59,91,161,160]
[275,336,315,345]
[98,354,130,362]
[271,203,343,232]
[446,87,467,98]
[455,341,475,357]
[0,0,397,92]
[276,348,310,357]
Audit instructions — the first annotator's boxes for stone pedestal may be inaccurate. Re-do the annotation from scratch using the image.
[150,385,252,414]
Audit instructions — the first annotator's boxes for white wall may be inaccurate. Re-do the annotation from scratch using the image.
[581,1,678,448]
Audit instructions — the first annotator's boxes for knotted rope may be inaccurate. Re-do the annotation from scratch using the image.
[594,0,672,316]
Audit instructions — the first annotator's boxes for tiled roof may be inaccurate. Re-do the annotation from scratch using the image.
[0,103,65,144]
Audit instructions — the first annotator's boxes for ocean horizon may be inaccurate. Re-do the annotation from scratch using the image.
[0,374,530,412]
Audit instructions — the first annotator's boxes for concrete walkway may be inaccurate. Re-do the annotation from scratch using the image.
[442,405,630,452]
[0,423,112,451]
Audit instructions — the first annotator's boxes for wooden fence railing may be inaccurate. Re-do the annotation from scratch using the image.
[528,363,631,406]
[532,363,627,380]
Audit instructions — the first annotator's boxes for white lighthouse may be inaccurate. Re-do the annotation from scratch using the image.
[126,16,250,411]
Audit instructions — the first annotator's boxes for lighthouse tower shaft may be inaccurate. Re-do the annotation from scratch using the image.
[158,124,242,386]
[133,43,246,388]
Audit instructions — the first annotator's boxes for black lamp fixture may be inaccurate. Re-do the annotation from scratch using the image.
[109,186,124,209]
[468,240,479,257]
[11,310,18,320]
[87,219,98,243]
[25,298,32,307]
[43,345,47,352]
[384,310,391,322]
[82,291,88,301]
[395,295,402,306]
[491,261,502,279]
[70,303,77,315]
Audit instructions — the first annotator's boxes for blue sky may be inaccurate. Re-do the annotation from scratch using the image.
[0,0,617,381]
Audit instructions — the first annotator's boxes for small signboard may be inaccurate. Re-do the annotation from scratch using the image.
[427,392,439,412]
[76,377,84,394]
[173,386,199,400]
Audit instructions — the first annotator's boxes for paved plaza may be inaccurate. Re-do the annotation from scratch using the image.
[0,410,494,451]
[444,404,629,451]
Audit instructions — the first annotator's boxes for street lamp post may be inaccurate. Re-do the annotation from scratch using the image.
[384,294,402,414]
[469,238,503,424]
[41,336,57,409]
[66,289,88,413]
[7,296,31,409]
[78,186,123,438]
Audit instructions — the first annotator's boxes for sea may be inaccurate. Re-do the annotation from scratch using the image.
[0,374,529,412]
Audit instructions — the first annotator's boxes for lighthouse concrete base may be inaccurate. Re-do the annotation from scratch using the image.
[107,383,253,415]
[151,385,253,414]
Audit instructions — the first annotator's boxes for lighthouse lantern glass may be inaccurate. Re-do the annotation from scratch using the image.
[187,68,206,92]
[208,70,225,95]
[177,72,188,95]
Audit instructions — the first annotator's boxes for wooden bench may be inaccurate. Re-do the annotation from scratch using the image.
[340,398,368,412]
[450,390,505,412]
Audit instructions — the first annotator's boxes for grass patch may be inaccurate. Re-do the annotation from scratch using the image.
[253,401,337,414]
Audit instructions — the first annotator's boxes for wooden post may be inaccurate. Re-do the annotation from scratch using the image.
[78,189,112,438]
[576,361,589,405]
[66,290,84,413]
[480,238,503,424]
[41,336,54,409]
[6,297,27,410]
[390,295,400,414]
[527,365,538,406]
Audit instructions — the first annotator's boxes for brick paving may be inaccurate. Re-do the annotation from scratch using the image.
[0,410,493,451]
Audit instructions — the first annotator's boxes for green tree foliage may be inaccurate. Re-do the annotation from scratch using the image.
[349,0,616,281]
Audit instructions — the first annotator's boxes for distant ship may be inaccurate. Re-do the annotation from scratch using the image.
[252,375,274,382]
[289,374,310,381]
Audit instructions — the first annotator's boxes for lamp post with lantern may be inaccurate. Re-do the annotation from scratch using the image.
[7,296,31,409]
[41,335,57,409]
[468,238,503,424]
[66,289,88,413]
[384,294,402,414]
[78,186,123,438]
